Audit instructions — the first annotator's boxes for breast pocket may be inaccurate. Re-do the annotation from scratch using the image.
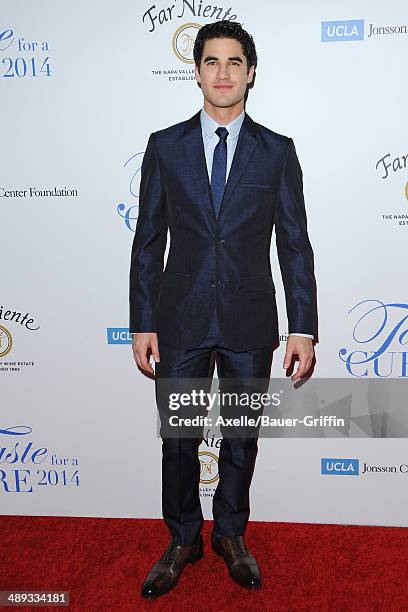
[240,183,274,190]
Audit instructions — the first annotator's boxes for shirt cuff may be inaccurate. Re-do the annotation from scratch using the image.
[288,333,314,339]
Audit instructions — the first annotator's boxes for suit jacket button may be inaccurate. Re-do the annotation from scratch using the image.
[210,280,215,287]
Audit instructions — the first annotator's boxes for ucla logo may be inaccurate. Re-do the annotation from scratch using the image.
[321,20,364,42]
[321,458,359,475]
[107,328,132,345]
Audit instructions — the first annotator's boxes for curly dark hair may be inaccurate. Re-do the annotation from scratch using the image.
[193,20,257,73]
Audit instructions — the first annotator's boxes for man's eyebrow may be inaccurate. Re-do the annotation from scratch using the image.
[203,55,243,63]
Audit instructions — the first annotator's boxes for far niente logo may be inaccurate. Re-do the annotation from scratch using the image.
[0,325,12,357]
[199,450,219,484]
[172,22,201,63]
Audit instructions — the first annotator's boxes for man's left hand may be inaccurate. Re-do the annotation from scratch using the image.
[283,336,314,382]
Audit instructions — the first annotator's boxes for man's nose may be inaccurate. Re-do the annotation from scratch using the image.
[216,64,230,79]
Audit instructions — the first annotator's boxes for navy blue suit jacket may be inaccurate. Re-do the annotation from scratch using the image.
[129,110,318,351]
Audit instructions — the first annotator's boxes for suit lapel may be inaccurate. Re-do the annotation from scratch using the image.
[218,113,258,222]
[182,110,258,225]
[182,111,216,224]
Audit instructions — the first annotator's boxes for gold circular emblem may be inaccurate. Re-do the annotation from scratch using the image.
[0,325,13,358]
[199,450,219,484]
[172,22,202,64]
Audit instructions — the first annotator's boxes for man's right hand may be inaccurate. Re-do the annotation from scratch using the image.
[132,332,160,376]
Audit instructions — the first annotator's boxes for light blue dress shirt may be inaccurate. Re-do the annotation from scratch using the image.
[200,107,244,180]
[199,107,314,341]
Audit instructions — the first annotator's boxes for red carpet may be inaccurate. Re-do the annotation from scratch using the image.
[1,516,408,611]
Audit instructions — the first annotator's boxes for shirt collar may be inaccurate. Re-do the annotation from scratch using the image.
[200,107,245,141]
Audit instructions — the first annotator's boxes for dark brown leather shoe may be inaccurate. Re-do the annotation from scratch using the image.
[141,534,203,599]
[211,530,261,589]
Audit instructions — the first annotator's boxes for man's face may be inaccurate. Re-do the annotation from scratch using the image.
[194,37,254,109]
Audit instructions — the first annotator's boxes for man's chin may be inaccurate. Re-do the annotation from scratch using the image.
[207,97,241,109]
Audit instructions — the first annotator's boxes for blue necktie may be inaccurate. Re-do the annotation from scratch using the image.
[210,126,229,219]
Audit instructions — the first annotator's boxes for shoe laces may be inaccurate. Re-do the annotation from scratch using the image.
[162,541,180,566]
[231,536,248,558]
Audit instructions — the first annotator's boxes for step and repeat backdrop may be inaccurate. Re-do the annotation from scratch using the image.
[1,1,407,526]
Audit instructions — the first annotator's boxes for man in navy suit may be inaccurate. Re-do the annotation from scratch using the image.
[130,20,318,599]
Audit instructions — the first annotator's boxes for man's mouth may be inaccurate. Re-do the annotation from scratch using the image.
[213,84,233,90]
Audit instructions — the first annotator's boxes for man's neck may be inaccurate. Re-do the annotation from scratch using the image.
[203,100,244,125]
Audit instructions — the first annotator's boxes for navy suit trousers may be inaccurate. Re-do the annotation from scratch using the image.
[155,305,274,545]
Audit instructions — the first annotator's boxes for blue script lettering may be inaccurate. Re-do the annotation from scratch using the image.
[0,425,47,464]
[339,300,408,377]
[116,151,143,231]
[0,29,14,51]
[117,203,138,232]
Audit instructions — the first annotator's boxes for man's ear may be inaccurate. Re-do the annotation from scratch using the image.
[194,64,201,83]
[247,65,255,84]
